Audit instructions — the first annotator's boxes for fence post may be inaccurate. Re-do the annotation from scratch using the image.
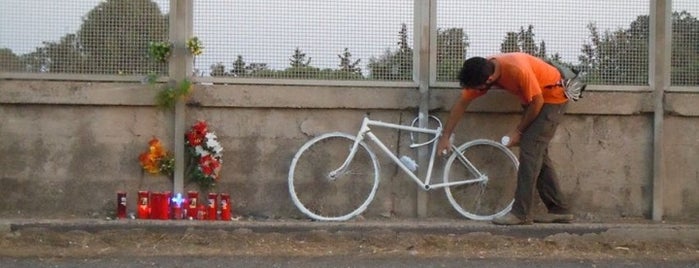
[649,0,671,221]
[169,0,194,195]
[414,0,435,218]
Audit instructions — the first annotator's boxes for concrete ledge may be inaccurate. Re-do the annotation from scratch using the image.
[666,92,699,116]
[0,81,669,115]
[0,80,157,106]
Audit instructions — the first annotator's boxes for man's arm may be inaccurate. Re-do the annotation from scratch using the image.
[438,96,472,156]
[505,93,543,146]
[518,93,544,132]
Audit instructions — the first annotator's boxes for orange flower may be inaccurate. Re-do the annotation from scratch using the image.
[148,138,166,159]
[139,137,169,174]
[139,152,160,174]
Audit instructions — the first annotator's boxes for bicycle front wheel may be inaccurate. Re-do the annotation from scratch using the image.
[443,139,518,221]
[288,132,380,221]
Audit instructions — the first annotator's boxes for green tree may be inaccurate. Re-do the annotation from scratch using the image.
[500,25,543,57]
[671,11,699,85]
[519,25,539,56]
[210,62,226,77]
[231,55,246,77]
[77,0,168,75]
[289,47,312,68]
[246,62,270,76]
[436,28,469,81]
[0,48,24,72]
[500,32,520,53]
[284,47,319,78]
[40,34,87,73]
[367,49,393,79]
[395,23,413,80]
[368,23,413,80]
[537,41,548,59]
[337,48,361,74]
[582,11,699,86]
[19,51,45,73]
[499,25,562,62]
[578,18,649,85]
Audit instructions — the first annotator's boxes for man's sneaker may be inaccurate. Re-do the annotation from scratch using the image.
[492,212,532,225]
[533,213,574,223]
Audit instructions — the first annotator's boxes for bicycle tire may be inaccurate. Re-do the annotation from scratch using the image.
[443,139,518,220]
[288,132,380,221]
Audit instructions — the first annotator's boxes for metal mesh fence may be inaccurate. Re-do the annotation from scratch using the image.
[0,0,169,76]
[672,0,699,86]
[0,0,697,87]
[437,0,650,85]
[193,0,413,81]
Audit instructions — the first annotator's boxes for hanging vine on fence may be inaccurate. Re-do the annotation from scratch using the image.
[146,37,203,109]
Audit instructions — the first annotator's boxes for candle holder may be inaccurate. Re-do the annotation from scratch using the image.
[207,193,218,220]
[116,192,127,219]
[160,191,171,220]
[150,192,162,220]
[220,193,231,221]
[137,191,150,219]
[186,191,199,220]
[197,204,206,220]
[171,193,185,220]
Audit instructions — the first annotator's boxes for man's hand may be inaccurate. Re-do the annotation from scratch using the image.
[504,129,522,147]
[437,134,451,157]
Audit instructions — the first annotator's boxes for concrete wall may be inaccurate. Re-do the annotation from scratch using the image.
[1,80,697,221]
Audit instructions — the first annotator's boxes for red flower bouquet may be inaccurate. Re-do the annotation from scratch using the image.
[185,120,223,192]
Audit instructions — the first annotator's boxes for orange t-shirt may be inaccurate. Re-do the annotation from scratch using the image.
[461,52,568,104]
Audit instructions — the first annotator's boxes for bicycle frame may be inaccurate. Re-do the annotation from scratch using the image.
[330,116,488,191]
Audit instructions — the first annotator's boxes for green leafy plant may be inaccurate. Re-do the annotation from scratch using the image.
[155,79,192,109]
[148,41,172,63]
[186,37,204,56]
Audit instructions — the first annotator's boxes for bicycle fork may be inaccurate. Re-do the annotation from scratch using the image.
[327,120,372,181]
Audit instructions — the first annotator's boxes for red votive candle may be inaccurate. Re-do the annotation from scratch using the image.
[197,204,206,220]
[137,191,150,219]
[150,192,162,220]
[220,193,231,221]
[207,193,217,220]
[160,191,171,220]
[186,191,199,220]
[116,192,127,219]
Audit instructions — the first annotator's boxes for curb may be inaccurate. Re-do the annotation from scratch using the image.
[6,219,699,239]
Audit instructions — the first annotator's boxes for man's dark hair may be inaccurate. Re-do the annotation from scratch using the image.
[458,57,494,88]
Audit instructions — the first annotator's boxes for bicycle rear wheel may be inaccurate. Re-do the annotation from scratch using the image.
[288,132,380,221]
[443,139,518,220]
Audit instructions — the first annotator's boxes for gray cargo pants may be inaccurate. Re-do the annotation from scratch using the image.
[511,102,571,220]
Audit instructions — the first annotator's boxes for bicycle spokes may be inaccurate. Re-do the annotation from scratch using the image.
[289,133,380,221]
[443,139,518,220]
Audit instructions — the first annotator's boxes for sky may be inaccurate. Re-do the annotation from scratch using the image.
[1,0,698,74]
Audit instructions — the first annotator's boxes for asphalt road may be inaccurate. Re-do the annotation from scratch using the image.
[2,218,698,267]
[1,256,697,268]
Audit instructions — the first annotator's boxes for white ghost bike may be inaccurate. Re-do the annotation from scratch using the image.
[288,115,518,221]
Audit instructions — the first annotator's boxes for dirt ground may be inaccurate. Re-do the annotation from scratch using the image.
[1,224,698,262]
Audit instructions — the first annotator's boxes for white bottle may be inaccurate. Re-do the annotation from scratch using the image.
[501,136,511,146]
[399,155,418,172]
